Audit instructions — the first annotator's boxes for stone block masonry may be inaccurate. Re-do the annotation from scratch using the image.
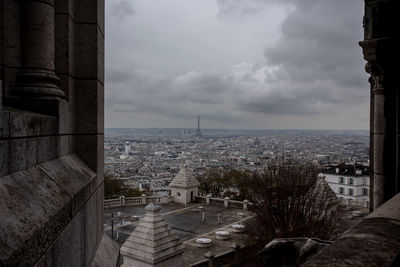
[0,0,118,266]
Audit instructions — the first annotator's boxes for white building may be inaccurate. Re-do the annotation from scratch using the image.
[124,141,131,155]
[168,165,199,204]
[321,163,369,207]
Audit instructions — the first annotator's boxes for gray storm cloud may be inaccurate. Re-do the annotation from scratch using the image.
[110,0,135,20]
[105,0,368,129]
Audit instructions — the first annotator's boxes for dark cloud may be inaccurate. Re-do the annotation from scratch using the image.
[109,0,135,20]
[216,0,292,18]
[105,0,369,129]
[232,0,369,117]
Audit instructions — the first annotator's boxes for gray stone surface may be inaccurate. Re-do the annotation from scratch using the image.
[85,191,98,266]
[0,111,10,137]
[121,203,185,266]
[53,210,85,267]
[38,136,57,164]
[74,23,101,80]
[39,155,97,216]
[0,140,8,176]
[303,218,400,267]
[9,110,41,137]
[169,166,200,189]
[1,0,105,265]
[74,80,104,133]
[8,138,37,174]
[91,234,121,267]
[0,167,71,266]
[366,193,400,220]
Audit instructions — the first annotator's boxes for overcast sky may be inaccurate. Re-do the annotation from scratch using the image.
[105,0,368,130]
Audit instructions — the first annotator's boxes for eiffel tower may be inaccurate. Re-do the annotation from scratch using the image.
[196,115,201,136]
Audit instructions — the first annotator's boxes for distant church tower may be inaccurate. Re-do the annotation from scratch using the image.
[196,115,201,136]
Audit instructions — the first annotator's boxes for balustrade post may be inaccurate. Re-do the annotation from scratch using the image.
[206,194,211,205]
[224,197,229,208]
[204,252,215,267]
[243,200,249,210]
[141,194,147,205]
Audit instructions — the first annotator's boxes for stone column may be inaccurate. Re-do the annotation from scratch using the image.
[14,0,64,98]
[360,0,399,210]
[360,39,397,210]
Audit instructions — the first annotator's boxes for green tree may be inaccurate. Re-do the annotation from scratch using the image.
[124,187,142,197]
[198,169,230,197]
[245,163,344,245]
[104,175,123,199]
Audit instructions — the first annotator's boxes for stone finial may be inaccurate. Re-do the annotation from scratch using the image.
[145,202,161,212]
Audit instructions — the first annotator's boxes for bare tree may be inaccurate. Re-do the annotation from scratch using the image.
[245,163,344,245]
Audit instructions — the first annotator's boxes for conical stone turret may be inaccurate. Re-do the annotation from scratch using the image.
[120,203,184,267]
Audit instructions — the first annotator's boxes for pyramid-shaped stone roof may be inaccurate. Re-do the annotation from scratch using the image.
[168,166,200,189]
[120,203,184,264]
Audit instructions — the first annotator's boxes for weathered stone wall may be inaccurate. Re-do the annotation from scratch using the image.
[303,193,400,266]
[0,0,111,266]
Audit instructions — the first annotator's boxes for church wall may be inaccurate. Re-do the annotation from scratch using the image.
[0,0,112,265]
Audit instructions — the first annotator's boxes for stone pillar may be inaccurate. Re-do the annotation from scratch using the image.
[204,252,215,267]
[243,200,249,210]
[360,40,397,210]
[206,194,212,205]
[14,0,64,98]
[360,0,399,210]
[224,197,229,208]
[141,194,147,205]
[231,243,240,265]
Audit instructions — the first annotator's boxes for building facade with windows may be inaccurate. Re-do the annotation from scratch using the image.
[321,163,370,206]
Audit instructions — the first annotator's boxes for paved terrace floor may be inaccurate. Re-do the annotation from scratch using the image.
[104,203,253,266]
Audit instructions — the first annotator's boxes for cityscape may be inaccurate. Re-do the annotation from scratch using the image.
[1,0,399,266]
[105,125,369,197]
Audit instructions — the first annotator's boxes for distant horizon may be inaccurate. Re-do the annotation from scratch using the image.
[105,127,369,132]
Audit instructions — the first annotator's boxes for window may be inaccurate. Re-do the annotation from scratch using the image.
[176,192,181,197]
[339,187,344,194]
[363,188,368,196]
[339,177,344,184]
[349,188,353,196]
[348,178,354,185]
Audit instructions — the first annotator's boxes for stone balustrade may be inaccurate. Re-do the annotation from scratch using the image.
[104,195,174,209]
[340,198,370,208]
[194,195,251,210]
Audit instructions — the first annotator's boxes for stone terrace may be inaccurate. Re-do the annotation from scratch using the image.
[104,203,253,266]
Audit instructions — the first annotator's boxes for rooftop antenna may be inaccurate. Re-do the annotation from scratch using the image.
[196,115,201,136]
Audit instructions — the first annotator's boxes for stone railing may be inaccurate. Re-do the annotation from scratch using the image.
[195,195,250,210]
[104,195,174,209]
[340,198,369,209]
